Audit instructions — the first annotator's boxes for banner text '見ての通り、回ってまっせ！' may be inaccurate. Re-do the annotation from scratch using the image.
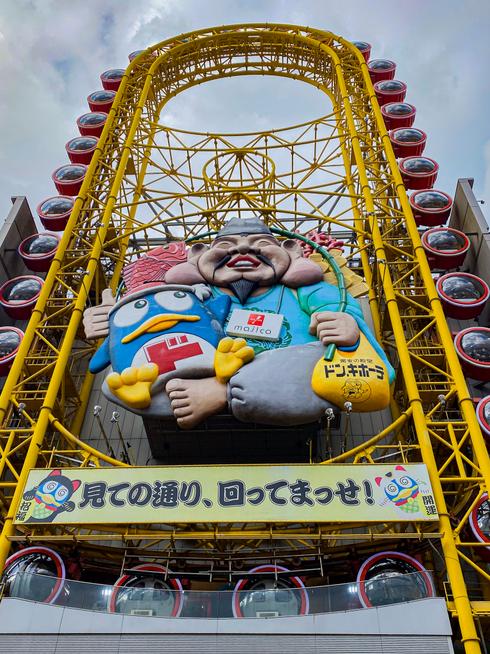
[14,464,438,525]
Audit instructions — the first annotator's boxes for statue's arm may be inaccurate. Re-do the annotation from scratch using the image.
[298,283,395,383]
[299,282,362,347]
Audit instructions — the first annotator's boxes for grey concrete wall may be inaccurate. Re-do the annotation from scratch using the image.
[0,596,451,636]
[0,196,36,283]
[0,196,38,329]
[449,178,490,326]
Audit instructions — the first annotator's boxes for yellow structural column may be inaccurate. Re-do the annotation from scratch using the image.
[0,67,138,566]
[332,46,482,653]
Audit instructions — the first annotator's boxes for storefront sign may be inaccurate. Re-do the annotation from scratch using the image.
[14,463,438,525]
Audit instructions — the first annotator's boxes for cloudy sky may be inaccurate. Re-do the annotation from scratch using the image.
[0,0,489,226]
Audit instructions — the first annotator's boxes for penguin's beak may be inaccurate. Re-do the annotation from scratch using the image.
[121,314,200,344]
[397,488,415,500]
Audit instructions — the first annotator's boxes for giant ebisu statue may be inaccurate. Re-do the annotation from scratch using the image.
[84,217,395,429]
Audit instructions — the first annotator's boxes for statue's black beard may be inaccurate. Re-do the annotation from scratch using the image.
[229,279,259,304]
[212,252,277,303]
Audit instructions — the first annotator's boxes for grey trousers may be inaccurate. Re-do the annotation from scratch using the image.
[228,341,333,426]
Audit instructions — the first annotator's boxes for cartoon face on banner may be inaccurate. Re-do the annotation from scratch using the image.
[17,470,81,523]
[83,218,395,428]
[375,465,436,516]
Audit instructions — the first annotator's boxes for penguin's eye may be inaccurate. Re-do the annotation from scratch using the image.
[386,483,398,495]
[42,481,58,493]
[398,476,413,487]
[154,290,193,312]
[55,487,68,501]
[113,298,149,327]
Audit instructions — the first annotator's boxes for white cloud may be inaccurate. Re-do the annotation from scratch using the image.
[0,0,489,223]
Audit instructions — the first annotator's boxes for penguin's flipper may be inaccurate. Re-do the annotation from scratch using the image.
[106,363,159,409]
[89,338,111,374]
[59,501,75,513]
[214,337,255,383]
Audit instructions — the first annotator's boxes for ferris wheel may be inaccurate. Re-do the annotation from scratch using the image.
[0,24,488,653]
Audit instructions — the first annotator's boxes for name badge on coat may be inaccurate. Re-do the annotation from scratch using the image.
[226,309,284,342]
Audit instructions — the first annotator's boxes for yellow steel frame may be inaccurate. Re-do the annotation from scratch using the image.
[0,23,488,651]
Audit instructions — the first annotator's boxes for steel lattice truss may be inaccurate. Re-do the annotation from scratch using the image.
[0,24,489,649]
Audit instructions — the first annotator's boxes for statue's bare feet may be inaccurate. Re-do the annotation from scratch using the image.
[166,377,227,429]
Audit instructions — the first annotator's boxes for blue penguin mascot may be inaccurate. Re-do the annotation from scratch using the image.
[89,284,254,414]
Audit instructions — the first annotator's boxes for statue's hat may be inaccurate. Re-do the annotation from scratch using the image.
[216,216,272,238]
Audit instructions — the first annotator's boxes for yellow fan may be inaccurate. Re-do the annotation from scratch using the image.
[311,332,391,412]
[268,227,392,412]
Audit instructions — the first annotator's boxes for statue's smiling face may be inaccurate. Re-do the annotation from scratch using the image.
[197,234,291,287]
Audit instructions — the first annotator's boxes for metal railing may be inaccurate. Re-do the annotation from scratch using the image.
[1,570,437,619]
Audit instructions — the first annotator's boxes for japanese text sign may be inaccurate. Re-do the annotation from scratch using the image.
[14,463,438,525]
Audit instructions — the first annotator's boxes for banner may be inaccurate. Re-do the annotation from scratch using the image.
[14,463,438,525]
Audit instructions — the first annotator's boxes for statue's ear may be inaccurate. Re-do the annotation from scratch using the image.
[188,243,209,263]
[281,238,303,259]
[165,243,208,285]
[281,238,324,288]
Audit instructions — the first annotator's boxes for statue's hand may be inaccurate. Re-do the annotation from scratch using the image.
[83,288,115,340]
[309,311,360,347]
